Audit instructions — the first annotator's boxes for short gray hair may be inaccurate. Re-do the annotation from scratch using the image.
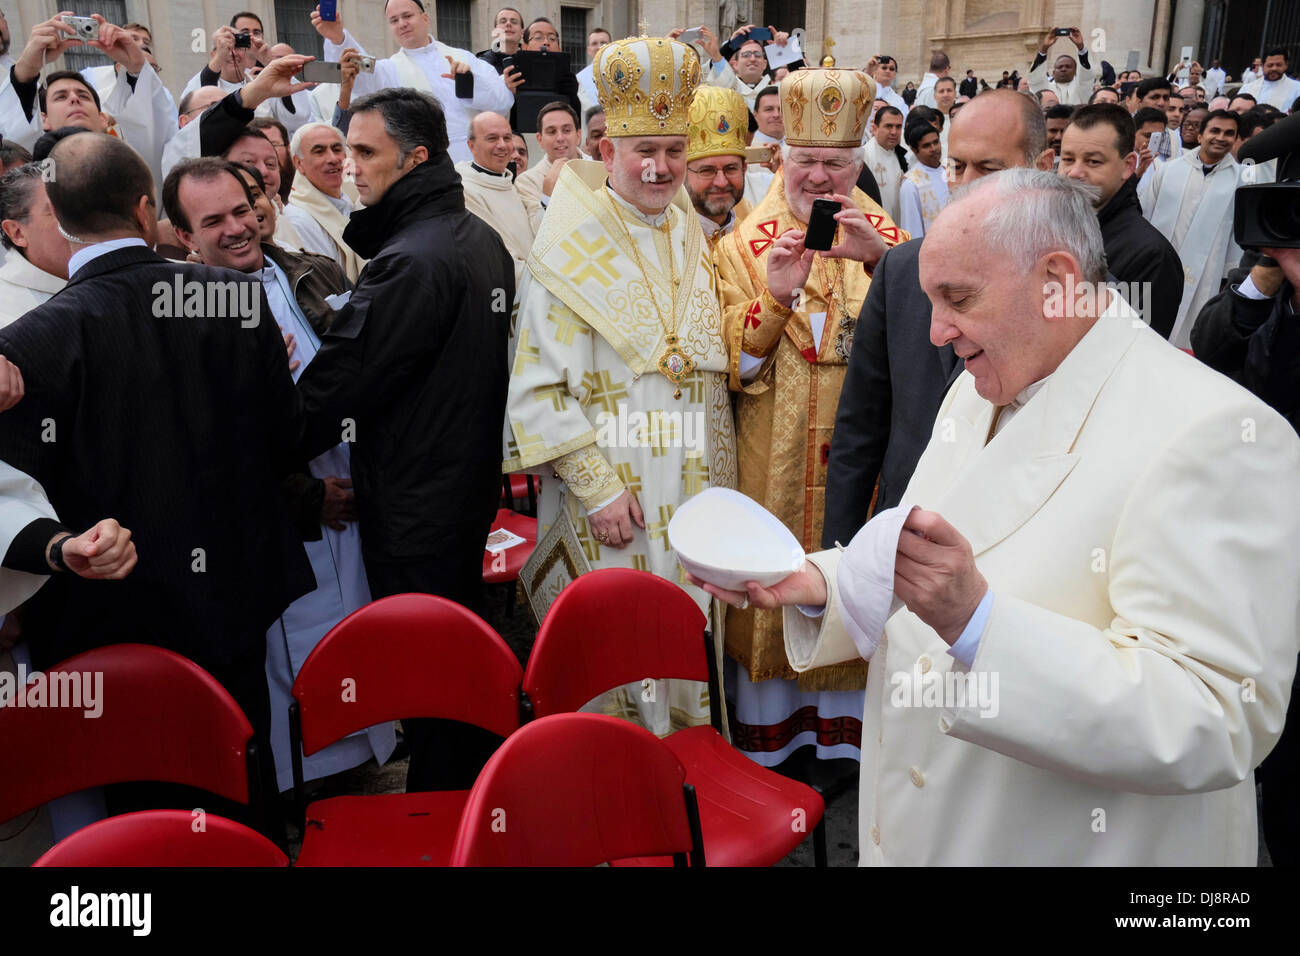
[951,169,1106,282]
[0,163,44,250]
[290,121,346,160]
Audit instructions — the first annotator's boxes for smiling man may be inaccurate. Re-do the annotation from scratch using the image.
[1240,47,1300,111]
[513,100,580,220]
[313,0,511,164]
[1142,108,1243,346]
[163,155,393,794]
[700,168,1300,866]
[284,122,365,281]
[714,68,905,769]
[457,110,536,284]
[504,36,737,737]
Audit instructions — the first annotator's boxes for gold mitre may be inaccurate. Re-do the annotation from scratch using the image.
[780,68,876,147]
[595,36,701,137]
[687,86,748,161]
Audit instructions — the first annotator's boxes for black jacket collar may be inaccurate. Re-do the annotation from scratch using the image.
[1097,174,1141,228]
[342,153,465,259]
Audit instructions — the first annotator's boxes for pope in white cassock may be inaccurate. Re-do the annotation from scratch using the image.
[694,170,1300,865]
[504,36,738,737]
[312,0,511,166]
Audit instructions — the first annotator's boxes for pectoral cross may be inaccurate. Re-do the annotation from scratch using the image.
[637,15,650,37]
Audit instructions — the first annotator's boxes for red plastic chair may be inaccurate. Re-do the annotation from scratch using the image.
[0,643,261,827]
[501,473,540,515]
[523,568,828,867]
[451,713,705,866]
[483,508,537,619]
[34,810,288,867]
[289,593,524,866]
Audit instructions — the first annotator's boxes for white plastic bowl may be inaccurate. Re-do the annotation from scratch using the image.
[668,487,805,591]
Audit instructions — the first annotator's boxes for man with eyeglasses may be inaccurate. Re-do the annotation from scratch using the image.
[713,69,906,773]
[684,86,751,245]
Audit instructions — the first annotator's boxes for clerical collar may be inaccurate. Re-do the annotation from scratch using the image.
[471,162,510,178]
[605,183,671,228]
[697,209,734,238]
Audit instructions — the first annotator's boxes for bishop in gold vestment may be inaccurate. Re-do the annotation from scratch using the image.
[504,37,738,737]
[713,69,908,765]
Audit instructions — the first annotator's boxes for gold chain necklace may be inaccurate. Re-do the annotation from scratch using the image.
[605,191,695,399]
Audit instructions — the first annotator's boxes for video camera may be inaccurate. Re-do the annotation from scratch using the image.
[1234,111,1300,249]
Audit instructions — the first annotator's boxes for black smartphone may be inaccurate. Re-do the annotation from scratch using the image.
[234,30,252,48]
[747,26,773,44]
[455,70,474,98]
[804,198,841,251]
[1053,27,1072,36]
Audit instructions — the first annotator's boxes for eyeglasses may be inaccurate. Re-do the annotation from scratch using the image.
[688,162,744,178]
[737,51,765,60]
[788,155,855,172]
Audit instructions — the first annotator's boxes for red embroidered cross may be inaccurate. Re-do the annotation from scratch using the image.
[748,219,780,257]
[865,212,903,244]
[744,300,762,329]
[801,346,818,362]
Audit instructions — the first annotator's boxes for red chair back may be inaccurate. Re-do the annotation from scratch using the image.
[451,713,702,866]
[522,569,709,718]
[0,644,255,823]
[34,809,288,867]
[292,593,523,755]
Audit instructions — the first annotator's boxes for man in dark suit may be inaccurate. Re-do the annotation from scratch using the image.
[823,91,1055,547]
[0,132,314,827]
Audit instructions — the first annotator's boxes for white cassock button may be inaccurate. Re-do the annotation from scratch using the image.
[917,654,932,674]
[871,825,881,845]
[938,715,952,733]
[909,767,925,788]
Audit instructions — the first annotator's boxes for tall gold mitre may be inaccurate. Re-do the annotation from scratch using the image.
[686,85,749,161]
[594,36,701,137]
[780,68,876,147]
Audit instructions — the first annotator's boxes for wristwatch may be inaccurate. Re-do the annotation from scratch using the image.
[47,533,72,573]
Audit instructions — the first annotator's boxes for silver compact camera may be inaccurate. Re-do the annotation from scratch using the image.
[60,15,99,41]
[357,55,376,73]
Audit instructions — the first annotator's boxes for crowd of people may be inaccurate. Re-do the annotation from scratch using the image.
[1,4,1299,868]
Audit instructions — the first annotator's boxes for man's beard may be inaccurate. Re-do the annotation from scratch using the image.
[692,186,742,218]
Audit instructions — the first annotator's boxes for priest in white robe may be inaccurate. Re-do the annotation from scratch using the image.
[1142,109,1244,348]
[897,122,950,238]
[1240,50,1300,112]
[1027,29,1096,106]
[457,111,536,286]
[284,122,366,282]
[504,37,738,737]
[313,0,511,165]
[864,106,905,221]
[0,167,68,328]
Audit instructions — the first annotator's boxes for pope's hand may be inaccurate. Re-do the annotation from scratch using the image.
[686,562,828,610]
[588,489,645,549]
[767,227,815,309]
[893,509,987,646]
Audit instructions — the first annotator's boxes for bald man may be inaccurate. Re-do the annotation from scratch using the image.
[456,110,537,285]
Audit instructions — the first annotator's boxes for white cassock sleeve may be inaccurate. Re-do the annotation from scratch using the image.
[106,65,176,195]
[463,53,513,114]
[0,460,56,614]
[0,69,42,151]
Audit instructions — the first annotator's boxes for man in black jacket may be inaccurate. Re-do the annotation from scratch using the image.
[296,88,514,791]
[823,91,1053,547]
[0,132,314,833]
[1059,104,1183,338]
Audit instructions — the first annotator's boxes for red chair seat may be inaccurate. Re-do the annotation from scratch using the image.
[295,790,470,867]
[35,810,287,867]
[611,726,826,867]
[483,508,536,584]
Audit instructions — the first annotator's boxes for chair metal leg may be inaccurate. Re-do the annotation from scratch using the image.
[813,815,828,867]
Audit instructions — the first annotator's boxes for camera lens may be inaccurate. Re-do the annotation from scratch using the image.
[1261,201,1300,244]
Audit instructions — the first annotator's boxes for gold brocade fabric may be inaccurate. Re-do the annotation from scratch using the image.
[713,171,907,689]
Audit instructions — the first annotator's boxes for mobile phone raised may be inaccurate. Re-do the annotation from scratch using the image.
[1053,27,1072,36]
[803,198,841,252]
[679,27,704,45]
[298,60,341,84]
[746,26,774,44]
[319,0,338,21]
[455,70,474,98]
